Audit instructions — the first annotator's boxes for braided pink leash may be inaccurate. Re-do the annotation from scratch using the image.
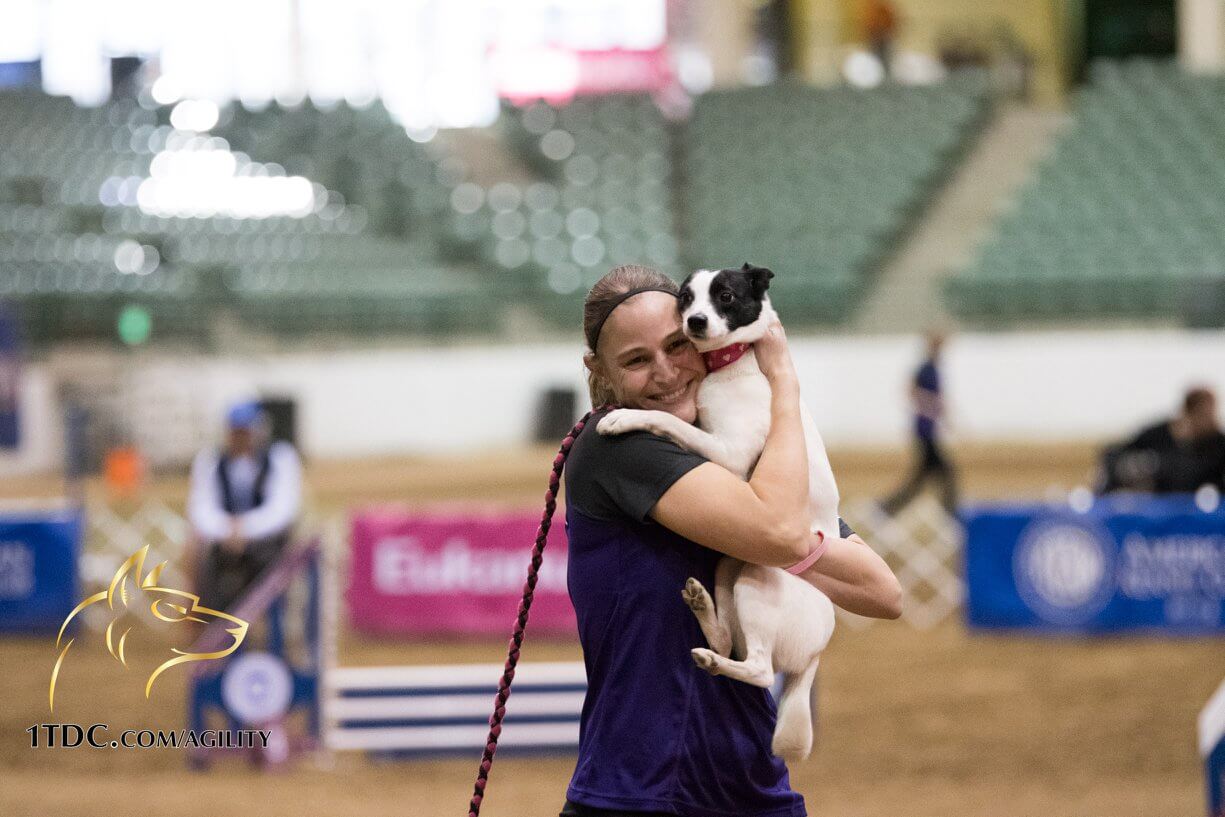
[467,406,610,817]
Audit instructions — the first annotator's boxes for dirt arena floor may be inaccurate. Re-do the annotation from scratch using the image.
[2,443,1222,817]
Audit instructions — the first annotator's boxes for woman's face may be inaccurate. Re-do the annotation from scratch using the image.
[590,291,705,424]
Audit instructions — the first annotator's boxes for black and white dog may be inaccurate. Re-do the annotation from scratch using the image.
[597,264,838,761]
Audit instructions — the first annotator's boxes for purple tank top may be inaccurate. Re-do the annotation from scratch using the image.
[562,415,807,817]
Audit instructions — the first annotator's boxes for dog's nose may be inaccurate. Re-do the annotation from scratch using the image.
[687,314,708,333]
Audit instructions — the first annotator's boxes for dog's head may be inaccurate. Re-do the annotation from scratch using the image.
[677,263,777,351]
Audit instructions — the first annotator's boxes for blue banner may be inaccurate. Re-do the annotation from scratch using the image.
[0,509,82,633]
[965,496,1225,633]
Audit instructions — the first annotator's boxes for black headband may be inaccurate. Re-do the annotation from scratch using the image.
[587,286,678,352]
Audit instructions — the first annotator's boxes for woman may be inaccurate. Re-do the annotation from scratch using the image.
[560,265,902,817]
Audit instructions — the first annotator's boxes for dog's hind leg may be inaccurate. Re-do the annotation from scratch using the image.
[691,632,775,688]
[772,656,820,761]
[714,557,741,657]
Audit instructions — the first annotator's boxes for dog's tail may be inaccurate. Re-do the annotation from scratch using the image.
[772,656,820,761]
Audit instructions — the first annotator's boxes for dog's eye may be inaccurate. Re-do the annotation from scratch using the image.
[719,291,734,304]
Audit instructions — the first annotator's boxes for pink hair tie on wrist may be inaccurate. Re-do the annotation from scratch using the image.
[785,531,828,575]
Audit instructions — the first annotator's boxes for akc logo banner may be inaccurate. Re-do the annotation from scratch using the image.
[965,496,1225,633]
[348,508,576,636]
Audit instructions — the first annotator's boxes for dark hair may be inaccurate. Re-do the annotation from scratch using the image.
[1184,386,1216,414]
[582,265,678,408]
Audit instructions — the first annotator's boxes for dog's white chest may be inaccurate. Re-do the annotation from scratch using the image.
[693,348,840,536]
[695,352,773,479]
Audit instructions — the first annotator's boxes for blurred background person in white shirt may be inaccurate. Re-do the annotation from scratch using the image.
[188,400,302,612]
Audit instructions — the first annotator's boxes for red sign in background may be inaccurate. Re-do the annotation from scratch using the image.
[348,507,576,636]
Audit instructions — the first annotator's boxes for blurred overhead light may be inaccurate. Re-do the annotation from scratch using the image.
[843,51,886,89]
[1196,485,1221,513]
[151,75,182,105]
[893,51,946,86]
[741,54,776,87]
[113,240,158,275]
[490,46,580,104]
[674,48,713,94]
[1068,487,1094,514]
[133,146,323,219]
[547,263,582,294]
[169,99,220,132]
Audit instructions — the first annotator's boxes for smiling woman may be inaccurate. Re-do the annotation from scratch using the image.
[580,265,702,420]
[543,264,887,817]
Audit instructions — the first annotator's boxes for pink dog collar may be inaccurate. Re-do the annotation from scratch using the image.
[702,342,750,373]
[785,531,828,575]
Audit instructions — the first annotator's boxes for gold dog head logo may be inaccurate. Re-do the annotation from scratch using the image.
[49,545,249,712]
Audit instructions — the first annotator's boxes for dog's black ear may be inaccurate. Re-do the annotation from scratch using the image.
[742,263,774,298]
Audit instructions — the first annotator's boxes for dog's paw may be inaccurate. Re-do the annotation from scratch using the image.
[682,578,710,612]
[597,409,652,436]
[691,648,721,675]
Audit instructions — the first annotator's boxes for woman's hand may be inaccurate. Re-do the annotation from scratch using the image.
[753,319,798,389]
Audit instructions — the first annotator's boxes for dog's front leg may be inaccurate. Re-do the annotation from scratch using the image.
[597,409,731,464]
[682,577,731,656]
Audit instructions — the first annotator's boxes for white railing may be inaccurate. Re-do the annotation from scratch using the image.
[841,496,964,630]
[79,498,335,635]
[80,495,965,632]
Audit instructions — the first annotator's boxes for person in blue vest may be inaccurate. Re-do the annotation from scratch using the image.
[188,400,302,612]
[880,330,958,517]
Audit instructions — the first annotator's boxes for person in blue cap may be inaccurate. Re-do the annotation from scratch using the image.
[187,400,302,611]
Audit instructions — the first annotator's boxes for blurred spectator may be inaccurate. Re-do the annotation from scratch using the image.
[881,331,958,516]
[1099,387,1225,494]
[188,401,302,611]
[861,0,899,77]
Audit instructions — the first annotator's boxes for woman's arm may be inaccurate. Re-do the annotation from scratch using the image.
[799,533,903,619]
[649,320,813,567]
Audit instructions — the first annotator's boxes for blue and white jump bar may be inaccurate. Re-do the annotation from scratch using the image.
[326,661,586,756]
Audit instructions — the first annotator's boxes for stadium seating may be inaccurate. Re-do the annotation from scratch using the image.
[443,94,682,326]
[0,92,485,342]
[214,100,454,237]
[0,93,190,340]
[683,73,990,323]
[1,74,992,343]
[445,78,988,328]
[945,60,1225,323]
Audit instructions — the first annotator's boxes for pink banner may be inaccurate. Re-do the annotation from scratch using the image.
[348,507,576,636]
